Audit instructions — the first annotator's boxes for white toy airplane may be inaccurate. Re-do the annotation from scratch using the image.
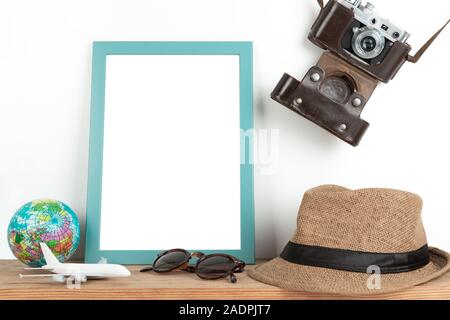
[19,243,131,283]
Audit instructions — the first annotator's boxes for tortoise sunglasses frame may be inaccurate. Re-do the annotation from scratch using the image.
[139,249,246,283]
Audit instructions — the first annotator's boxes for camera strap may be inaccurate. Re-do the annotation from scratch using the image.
[315,1,449,64]
[407,19,450,63]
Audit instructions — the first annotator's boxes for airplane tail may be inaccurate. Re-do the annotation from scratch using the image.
[40,243,61,265]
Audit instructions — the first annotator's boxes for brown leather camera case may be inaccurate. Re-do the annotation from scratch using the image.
[272,52,379,146]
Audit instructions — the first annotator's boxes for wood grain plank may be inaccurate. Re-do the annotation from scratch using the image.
[0,260,449,300]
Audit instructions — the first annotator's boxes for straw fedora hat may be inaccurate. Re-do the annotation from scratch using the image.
[249,185,450,295]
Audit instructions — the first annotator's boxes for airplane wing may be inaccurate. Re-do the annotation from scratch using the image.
[19,274,54,278]
[19,274,66,283]
[20,272,90,283]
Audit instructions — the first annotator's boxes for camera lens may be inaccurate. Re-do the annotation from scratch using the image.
[361,36,376,52]
[352,27,385,60]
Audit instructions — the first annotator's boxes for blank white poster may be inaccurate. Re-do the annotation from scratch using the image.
[99,55,241,250]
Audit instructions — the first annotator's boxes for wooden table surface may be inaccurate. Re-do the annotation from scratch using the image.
[1,260,449,300]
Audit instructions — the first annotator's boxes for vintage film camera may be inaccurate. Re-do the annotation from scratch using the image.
[272,0,448,146]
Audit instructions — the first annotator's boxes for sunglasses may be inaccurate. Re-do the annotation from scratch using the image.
[140,249,246,283]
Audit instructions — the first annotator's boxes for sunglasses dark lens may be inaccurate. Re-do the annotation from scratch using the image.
[196,255,236,279]
[153,251,189,272]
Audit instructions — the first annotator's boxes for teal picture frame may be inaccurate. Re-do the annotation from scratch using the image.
[85,42,255,264]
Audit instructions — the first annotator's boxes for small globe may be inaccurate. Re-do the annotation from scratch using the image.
[7,199,80,267]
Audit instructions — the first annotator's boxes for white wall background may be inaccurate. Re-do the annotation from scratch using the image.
[0,0,449,260]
